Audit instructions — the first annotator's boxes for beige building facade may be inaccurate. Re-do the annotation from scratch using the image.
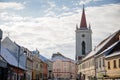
[52,52,76,80]
[105,40,120,79]
[78,51,96,80]
[32,52,42,80]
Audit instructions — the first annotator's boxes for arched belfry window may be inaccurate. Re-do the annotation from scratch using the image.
[82,41,86,55]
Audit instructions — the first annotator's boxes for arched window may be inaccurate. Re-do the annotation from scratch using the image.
[82,41,85,55]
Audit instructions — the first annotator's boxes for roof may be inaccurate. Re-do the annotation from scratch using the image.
[1,46,26,70]
[2,37,16,47]
[39,54,48,63]
[105,51,120,58]
[82,30,120,61]
[95,40,120,57]
[82,50,95,61]
[104,40,120,56]
[32,49,49,63]
[52,52,76,63]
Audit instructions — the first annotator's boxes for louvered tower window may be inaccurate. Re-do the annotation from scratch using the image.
[82,41,85,55]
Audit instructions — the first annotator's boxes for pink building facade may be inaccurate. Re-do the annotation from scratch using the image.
[52,52,77,80]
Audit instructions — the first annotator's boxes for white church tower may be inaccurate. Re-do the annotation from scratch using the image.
[76,5,92,61]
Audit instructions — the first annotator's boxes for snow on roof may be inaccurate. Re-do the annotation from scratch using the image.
[1,46,26,70]
[105,51,120,58]
[82,30,119,61]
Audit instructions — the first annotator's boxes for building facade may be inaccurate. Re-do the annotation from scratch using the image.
[1,45,26,80]
[52,52,76,80]
[78,51,96,80]
[24,48,33,80]
[39,51,53,80]
[95,53,106,79]
[32,51,42,80]
[95,30,120,79]
[42,62,48,80]
[47,60,53,79]
[76,6,92,61]
[78,30,120,80]
[0,55,7,80]
[1,35,49,80]
[105,40,120,79]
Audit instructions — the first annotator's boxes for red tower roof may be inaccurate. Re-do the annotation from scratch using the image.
[80,5,87,29]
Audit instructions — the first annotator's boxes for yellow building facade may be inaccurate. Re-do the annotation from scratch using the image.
[105,51,120,79]
[32,54,42,80]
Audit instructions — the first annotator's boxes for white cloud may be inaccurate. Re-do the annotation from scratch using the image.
[0,3,120,59]
[79,0,102,5]
[48,1,56,8]
[79,0,91,5]
[62,6,69,10]
[0,2,25,10]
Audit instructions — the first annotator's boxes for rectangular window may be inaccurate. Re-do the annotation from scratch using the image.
[96,59,98,69]
[108,61,110,69]
[103,58,105,67]
[99,58,101,68]
[36,64,38,68]
[113,60,117,68]
[119,59,120,68]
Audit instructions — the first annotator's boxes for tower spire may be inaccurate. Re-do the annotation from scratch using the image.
[80,5,87,29]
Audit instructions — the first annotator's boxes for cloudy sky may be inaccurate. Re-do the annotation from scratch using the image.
[0,0,120,60]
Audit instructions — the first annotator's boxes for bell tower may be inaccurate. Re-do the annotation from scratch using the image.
[75,5,92,61]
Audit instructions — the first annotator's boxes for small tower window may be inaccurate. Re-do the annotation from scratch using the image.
[82,41,85,55]
[82,34,85,37]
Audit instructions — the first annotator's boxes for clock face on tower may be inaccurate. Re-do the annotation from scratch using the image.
[82,34,85,37]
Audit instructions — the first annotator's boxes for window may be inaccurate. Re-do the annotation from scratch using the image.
[82,41,85,55]
[113,60,117,68]
[82,34,85,37]
[108,61,110,69]
[119,59,120,68]
[36,64,38,68]
[99,58,101,68]
[96,60,98,69]
[103,58,105,67]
